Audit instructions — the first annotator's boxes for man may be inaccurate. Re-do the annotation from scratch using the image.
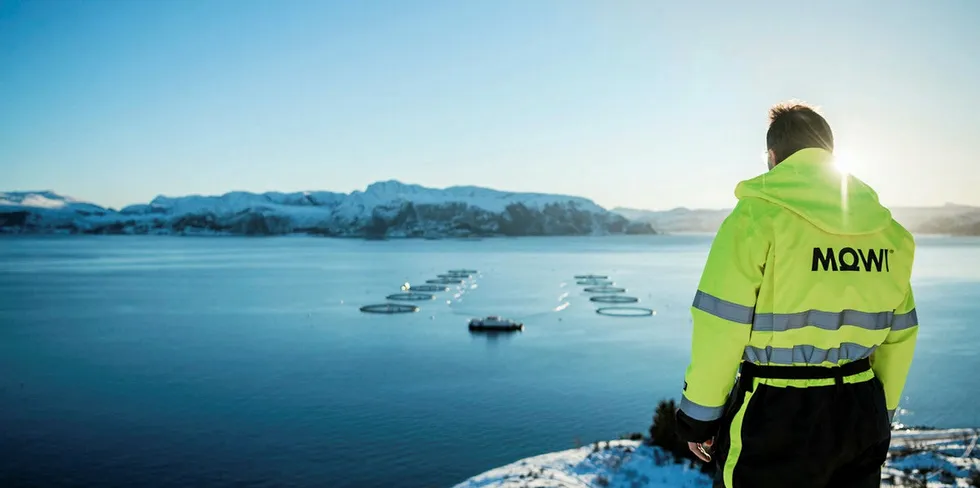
[675,102,919,488]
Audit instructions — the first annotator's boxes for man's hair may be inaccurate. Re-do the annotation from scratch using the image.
[766,101,834,164]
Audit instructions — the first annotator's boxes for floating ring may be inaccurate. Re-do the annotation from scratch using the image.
[583,286,626,293]
[590,295,639,304]
[360,303,420,314]
[449,269,478,274]
[408,284,449,292]
[577,279,614,286]
[427,278,463,285]
[385,292,435,301]
[595,306,654,317]
[575,274,609,280]
[438,273,470,279]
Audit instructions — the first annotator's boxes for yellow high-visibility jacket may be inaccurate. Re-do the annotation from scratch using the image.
[679,148,918,425]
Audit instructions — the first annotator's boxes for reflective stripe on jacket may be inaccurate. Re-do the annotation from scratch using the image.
[679,147,918,424]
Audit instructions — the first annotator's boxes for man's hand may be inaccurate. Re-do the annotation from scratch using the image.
[688,438,714,462]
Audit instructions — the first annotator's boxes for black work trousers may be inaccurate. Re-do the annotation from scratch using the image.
[711,369,892,488]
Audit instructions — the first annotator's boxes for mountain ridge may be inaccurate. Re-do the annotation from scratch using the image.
[0,182,654,238]
[611,204,980,236]
[3,182,976,237]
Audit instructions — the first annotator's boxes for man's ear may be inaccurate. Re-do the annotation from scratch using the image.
[767,149,777,170]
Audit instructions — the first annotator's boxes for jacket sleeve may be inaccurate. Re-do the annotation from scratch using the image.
[872,287,919,421]
[676,199,770,443]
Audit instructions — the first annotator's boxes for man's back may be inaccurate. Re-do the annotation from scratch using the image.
[675,104,919,488]
[735,147,916,380]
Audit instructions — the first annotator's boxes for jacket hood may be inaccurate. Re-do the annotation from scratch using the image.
[735,148,892,235]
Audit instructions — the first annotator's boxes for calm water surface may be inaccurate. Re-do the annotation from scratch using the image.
[1,235,977,488]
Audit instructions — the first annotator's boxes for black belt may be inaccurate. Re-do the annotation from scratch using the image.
[739,357,871,388]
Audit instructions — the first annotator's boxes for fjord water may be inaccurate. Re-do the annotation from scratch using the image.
[1,235,977,488]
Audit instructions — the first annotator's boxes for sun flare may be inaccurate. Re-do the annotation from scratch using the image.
[833,150,852,174]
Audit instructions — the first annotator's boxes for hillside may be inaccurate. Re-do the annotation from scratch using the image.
[0,182,655,238]
[613,205,980,235]
[454,429,980,488]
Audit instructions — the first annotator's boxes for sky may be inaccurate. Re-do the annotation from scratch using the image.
[1,0,978,211]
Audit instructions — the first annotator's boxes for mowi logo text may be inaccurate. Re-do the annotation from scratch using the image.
[811,247,891,272]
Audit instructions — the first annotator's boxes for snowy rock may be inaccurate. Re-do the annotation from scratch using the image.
[884,428,980,487]
[0,183,656,238]
[452,441,710,488]
[453,430,980,488]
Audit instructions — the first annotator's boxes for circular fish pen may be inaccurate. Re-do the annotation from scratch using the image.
[408,284,449,292]
[438,273,470,279]
[427,278,464,285]
[449,269,478,275]
[575,274,609,280]
[595,306,654,317]
[590,295,639,304]
[360,303,420,314]
[583,286,627,293]
[577,279,614,286]
[385,292,435,301]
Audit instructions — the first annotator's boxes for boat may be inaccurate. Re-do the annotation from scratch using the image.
[468,315,524,331]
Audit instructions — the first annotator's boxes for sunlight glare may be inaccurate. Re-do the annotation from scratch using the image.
[834,147,854,217]
[833,149,852,174]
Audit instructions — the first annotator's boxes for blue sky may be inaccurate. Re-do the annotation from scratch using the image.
[1,0,978,210]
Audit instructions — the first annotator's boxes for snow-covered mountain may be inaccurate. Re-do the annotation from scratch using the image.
[0,182,655,238]
[613,205,980,235]
[0,191,115,231]
[612,207,731,234]
[0,191,111,216]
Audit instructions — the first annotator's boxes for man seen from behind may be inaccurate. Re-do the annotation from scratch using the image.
[675,102,919,488]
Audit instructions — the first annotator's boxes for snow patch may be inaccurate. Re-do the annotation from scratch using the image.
[0,191,107,214]
[453,441,709,488]
[454,430,980,488]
